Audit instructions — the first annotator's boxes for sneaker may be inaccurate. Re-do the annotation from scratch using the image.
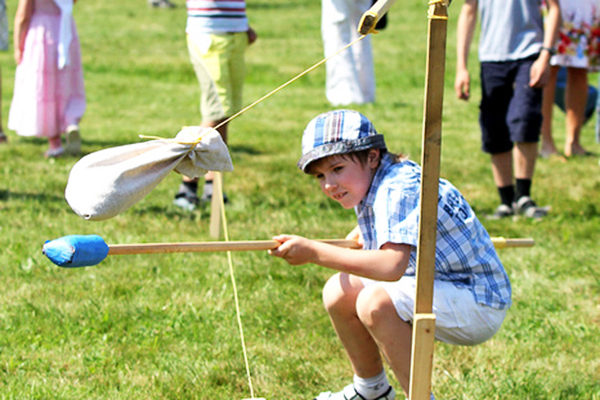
[201,181,229,204]
[314,384,395,400]
[513,196,549,219]
[486,204,514,220]
[173,192,199,211]
[148,0,176,8]
[0,131,7,143]
[65,124,81,155]
[45,147,65,158]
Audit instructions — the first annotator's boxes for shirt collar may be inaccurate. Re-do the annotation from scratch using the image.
[357,153,394,211]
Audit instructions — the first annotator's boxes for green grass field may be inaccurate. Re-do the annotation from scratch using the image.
[0,0,599,398]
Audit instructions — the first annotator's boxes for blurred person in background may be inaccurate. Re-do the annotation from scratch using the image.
[8,0,85,158]
[540,0,600,158]
[454,0,560,219]
[322,0,376,106]
[0,0,8,144]
[173,0,257,210]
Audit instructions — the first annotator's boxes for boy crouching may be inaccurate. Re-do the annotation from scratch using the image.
[269,109,511,400]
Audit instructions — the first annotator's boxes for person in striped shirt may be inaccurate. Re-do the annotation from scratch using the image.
[174,0,257,210]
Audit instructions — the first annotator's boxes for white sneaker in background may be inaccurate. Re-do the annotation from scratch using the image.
[65,124,81,156]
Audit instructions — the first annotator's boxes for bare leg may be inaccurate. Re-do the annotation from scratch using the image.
[490,150,513,188]
[513,142,537,180]
[356,284,413,398]
[44,135,64,158]
[564,67,589,157]
[322,273,384,379]
[540,66,559,157]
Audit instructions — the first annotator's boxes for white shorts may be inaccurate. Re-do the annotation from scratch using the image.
[361,276,507,346]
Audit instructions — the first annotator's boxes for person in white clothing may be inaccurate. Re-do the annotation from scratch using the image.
[322,0,375,106]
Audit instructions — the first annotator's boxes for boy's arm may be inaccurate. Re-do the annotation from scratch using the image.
[269,235,411,282]
[454,0,478,101]
[529,0,560,88]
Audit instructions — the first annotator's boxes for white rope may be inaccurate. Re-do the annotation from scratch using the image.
[214,34,367,131]
[215,172,258,398]
[209,35,370,399]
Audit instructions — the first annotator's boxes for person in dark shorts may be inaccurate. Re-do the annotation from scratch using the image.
[454,0,561,219]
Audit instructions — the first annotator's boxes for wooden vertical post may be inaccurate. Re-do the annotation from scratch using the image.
[209,172,223,239]
[409,1,449,399]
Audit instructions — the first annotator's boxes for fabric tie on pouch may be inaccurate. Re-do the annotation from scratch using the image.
[65,126,234,221]
[53,0,73,69]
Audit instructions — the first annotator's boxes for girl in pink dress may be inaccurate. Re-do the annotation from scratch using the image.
[8,0,85,158]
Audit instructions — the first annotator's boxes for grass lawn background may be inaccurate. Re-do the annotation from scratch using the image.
[0,0,598,398]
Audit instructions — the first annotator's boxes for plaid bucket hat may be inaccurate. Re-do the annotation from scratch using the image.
[298,109,387,172]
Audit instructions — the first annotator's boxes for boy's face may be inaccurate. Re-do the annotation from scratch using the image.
[309,150,379,209]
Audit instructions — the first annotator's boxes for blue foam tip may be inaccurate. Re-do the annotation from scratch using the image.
[43,234,109,268]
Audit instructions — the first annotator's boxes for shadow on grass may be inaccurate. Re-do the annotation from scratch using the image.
[0,189,64,203]
[80,138,143,148]
[229,144,263,156]
[132,205,204,221]
[12,136,128,148]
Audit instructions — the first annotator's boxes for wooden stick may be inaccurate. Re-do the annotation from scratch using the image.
[209,171,224,239]
[409,1,449,399]
[358,0,398,34]
[410,313,436,399]
[492,237,535,249]
[107,239,361,255]
[105,237,533,256]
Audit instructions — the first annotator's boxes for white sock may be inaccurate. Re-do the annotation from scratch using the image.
[353,369,390,399]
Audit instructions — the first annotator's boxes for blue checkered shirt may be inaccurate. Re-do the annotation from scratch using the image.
[356,154,512,310]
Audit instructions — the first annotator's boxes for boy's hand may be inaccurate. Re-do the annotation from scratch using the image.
[269,235,315,265]
[454,68,471,100]
[529,51,552,88]
[345,225,364,248]
[247,27,257,45]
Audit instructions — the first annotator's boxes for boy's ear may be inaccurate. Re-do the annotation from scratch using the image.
[368,149,381,167]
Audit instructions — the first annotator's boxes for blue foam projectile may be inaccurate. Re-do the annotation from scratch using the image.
[43,234,110,268]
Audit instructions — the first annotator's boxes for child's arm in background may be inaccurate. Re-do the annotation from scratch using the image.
[269,234,411,282]
[247,26,257,45]
[454,0,478,100]
[529,0,561,88]
[13,0,33,64]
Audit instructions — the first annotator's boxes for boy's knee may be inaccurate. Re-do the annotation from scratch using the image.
[355,285,395,329]
[322,273,362,312]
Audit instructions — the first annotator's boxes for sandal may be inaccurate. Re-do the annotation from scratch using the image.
[486,204,513,220]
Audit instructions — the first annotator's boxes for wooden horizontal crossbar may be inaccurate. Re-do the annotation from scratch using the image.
[106,237,534,255]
